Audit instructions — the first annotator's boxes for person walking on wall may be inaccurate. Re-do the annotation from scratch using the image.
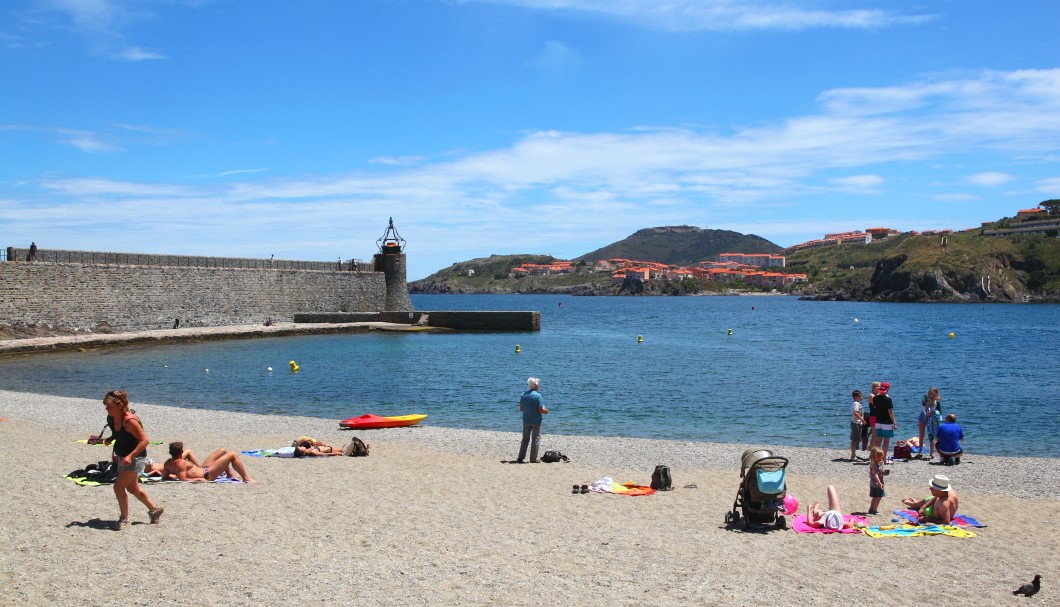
[102,389,164,530]
[28,242,38,261]
[516,377,548,463]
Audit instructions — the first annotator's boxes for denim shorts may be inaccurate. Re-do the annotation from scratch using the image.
[870,486,885,498]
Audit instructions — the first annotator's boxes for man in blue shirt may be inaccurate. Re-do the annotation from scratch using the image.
[517,377,549,463]
[935,414,964,465]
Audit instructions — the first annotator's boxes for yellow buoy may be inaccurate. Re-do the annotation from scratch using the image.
[289,360,300,372]
[637,335,643,343]
[948,332,955,339]
[727,328,733,336]
[515,345,521,353]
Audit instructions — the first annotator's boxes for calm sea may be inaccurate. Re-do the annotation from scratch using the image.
[1,294,1058,457]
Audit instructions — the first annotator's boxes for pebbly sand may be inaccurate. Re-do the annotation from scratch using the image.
[1,388,1056,606]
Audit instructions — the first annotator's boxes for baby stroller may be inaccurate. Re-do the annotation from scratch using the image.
[725,448,789,530]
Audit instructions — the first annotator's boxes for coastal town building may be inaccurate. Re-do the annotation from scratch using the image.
[717,253,786,268]
[515,254,807,289]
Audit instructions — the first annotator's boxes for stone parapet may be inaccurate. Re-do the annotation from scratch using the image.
[0,262,387,332]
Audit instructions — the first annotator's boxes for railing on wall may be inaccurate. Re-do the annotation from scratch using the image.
[2,247,376,272]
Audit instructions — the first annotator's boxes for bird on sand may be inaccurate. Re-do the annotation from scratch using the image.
[1013,574,1041,597]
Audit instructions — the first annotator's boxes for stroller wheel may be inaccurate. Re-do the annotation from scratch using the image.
[776,515,787,530]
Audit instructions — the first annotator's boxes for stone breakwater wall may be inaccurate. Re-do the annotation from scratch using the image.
[0,261,387,332]
[296,311,541,331]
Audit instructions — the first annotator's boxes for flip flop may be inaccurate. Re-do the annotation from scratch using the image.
[572,484,580,494]
[580,484,589,494]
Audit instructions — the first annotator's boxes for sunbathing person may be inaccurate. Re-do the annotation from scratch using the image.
[163,441,256,482]
[293,438,345,457]
[144,459,166,478]
[902,474,958,524]
[805,485,863,530]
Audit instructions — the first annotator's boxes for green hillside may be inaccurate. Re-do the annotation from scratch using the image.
[788,228,1060,301]
[573,225,781,266]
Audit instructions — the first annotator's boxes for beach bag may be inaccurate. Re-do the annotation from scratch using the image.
[541,450,569,463]
[893,441,911,460]
[650,465,673,491]
[343,437,370,457]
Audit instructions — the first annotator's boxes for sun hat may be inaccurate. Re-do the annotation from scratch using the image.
[878,382,890,394]
[930,474,951,492]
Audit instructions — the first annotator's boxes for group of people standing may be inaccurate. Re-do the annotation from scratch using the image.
[849,382,964,465]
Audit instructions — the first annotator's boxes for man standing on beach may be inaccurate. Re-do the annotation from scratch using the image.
[517,377,548,463]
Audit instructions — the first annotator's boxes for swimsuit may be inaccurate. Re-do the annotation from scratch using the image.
[822,510,843,530]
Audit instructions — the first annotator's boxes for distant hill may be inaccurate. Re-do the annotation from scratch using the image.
[573,226,781,266]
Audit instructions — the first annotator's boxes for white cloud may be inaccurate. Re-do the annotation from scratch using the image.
[218,168,269,177]
[475,0,935,32]
[933,193,979,202]
[369,156,426,166]
[967,172,1014,186]
[110,46,165,61]
[11,68,1060,279]
[528,40,585,80]
[29,0,170,60]
[1036,177,1060,195]
[829,175,884,190]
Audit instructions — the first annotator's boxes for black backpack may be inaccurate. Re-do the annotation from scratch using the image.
[343,437,370,457]
[650,465,672,491]
[540,450,569,463]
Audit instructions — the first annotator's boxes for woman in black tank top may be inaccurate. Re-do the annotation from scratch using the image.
[103,390,164,530]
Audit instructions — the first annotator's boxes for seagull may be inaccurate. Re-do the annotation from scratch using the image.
[1013,574,1041,596]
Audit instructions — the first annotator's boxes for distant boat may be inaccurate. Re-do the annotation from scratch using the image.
[338,413,427,430]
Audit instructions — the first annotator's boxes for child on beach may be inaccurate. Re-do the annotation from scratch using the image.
[868,446,886,514]
[918,388,943,460]
[850,390,866,461]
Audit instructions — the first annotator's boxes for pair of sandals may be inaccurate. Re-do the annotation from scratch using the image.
[571,484,589,494]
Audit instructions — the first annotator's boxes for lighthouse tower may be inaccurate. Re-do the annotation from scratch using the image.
[374,218,413,312]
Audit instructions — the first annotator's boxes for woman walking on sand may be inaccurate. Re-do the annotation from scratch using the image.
[102,390,164,530]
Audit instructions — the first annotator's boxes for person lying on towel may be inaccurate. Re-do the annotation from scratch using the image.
[805,485,863,530]
[163,441,257,483]
[293,438,345,457]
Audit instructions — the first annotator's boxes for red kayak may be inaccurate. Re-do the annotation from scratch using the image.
[339,413,427,429]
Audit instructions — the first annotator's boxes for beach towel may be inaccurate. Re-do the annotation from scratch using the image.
[65,473,244,485]
[863,524,976,538]
[242,447,295,458]
[588,477,656,496]
[76,439,163,445]
[893,509,985,527]
[791,514,867,534]
[141,475,244,483]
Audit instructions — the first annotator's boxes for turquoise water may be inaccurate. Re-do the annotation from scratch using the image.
[1,294,1058,456]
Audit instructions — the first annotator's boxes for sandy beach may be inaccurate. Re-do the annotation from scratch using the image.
[1,388,1055,606]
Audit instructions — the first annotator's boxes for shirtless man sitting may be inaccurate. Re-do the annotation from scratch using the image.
[163,442,256,483]
[902,474,958,524]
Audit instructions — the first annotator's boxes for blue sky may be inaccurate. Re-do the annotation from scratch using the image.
[2,0,1059,280]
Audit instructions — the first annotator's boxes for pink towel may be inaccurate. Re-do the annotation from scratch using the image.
[791,514,866,534]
